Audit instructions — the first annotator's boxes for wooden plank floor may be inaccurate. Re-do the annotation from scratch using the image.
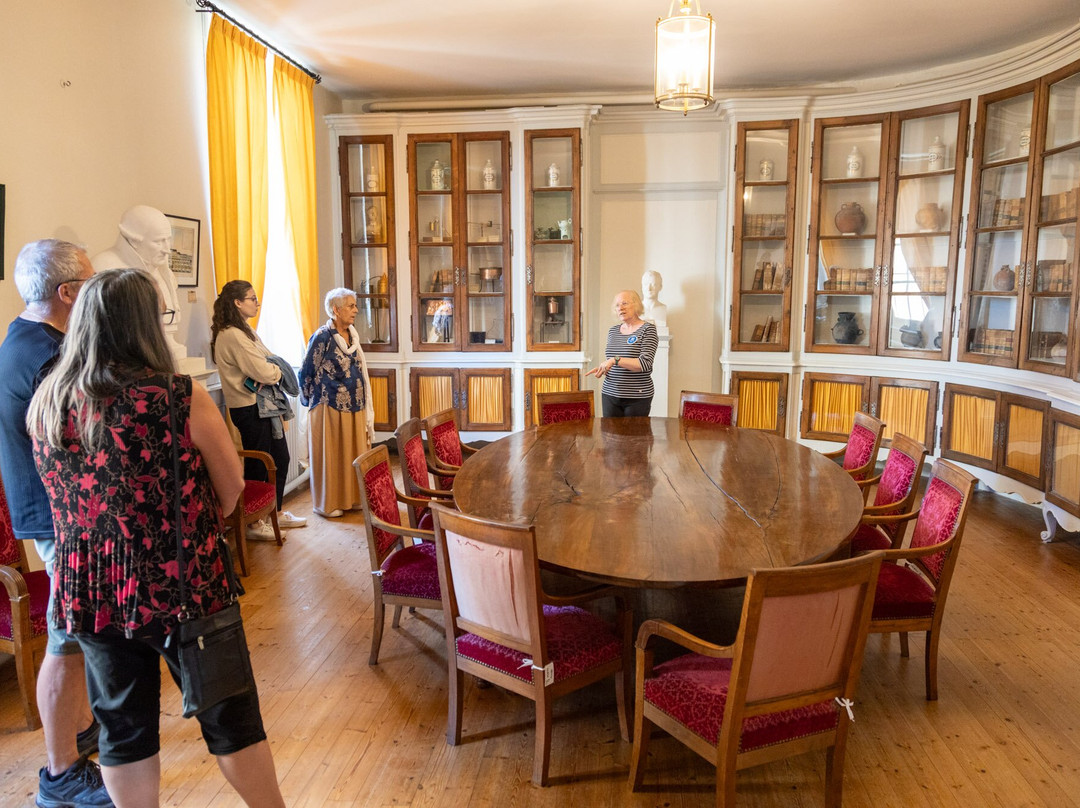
[2,483,1080,806]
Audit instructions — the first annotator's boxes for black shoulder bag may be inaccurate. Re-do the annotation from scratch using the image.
[168,376,256,718]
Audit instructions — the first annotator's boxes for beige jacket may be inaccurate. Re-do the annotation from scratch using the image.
[214,326,281,408]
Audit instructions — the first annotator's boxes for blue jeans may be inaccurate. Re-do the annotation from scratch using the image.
[34,536,82,656]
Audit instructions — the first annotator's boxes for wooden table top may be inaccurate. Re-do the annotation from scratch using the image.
[452,417,864,588]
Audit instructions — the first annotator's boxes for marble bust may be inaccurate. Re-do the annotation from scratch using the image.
[641,269,668,328]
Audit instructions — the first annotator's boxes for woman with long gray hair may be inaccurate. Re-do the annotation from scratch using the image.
[27,269,285,808]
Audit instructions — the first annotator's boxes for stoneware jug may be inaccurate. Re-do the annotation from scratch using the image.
[915,202,946,231]
[832,311,864,344]
[993,265,1016,291]
[834,202,867,235]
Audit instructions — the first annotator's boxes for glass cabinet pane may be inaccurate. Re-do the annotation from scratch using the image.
[530,137,573,188]
[465,140,503,190]
[349,197,386,244]
[812,295,871,347]
[416,142,452,191]
[744,128,791,182]
[532,192,573,241]
[420,297,455,345]
[345,142,386,193]
[820,123,882,180]
[1038,146,1080,223]
[894,176,952,234]
[1044,73,1080,150]
[466,297,505,345]
[532,294,573,345]
[976,164,1029,228]
[983,93,1035,162]
[898,112,960,175]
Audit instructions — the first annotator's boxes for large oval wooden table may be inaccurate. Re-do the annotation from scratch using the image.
[452,417,864,641]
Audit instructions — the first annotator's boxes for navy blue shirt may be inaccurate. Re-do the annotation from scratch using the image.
[0,317,63,540]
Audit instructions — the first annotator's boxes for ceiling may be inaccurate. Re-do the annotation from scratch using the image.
[221,0,1080,104]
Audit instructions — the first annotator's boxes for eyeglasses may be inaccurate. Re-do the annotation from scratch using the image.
[55,277,90,294]
[242,295,259,304]
[161,309,177,325]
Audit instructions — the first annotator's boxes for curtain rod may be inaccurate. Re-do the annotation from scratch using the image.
[195,0,322,84]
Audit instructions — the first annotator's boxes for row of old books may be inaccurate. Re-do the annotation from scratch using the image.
[1035,259,1074,293]
[907,266,949,293]
[742,213,786,238]
[750,262,785,290]
[970,327,1014,355]
[990,196,1025,226]
[822,266,875,292]
[1040,188,1078,221]
[750,316,781,343]
[1030,330,1067,359]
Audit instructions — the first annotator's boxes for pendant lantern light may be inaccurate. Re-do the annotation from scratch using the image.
[654,0,716,114]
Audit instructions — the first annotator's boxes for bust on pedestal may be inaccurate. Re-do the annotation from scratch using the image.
[641,270,672,416]
[641,270,668,331]
[92,206,204,374]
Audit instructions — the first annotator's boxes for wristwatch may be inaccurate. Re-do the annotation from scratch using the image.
[614,356,621,367]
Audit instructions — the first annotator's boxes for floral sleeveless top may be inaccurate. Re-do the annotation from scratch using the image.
[34,373,236,636]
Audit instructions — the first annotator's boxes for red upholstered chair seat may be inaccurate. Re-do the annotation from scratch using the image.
[850,523,893,554]
[540,402,592,425]
[871,561,937,621]
[643,654,839,750]
[682,401,733,425]
[456,605,622,684]
[0,569,51,640]
[242,480,276,515]
[380,541,441,601]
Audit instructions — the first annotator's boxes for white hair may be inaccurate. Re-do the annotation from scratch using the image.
[324,286,357,318]
[14,240,87,304]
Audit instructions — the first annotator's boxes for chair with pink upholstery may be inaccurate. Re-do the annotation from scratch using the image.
[423,408,478,490]
[864,458,977,700]
[628,552,883,807]
[395,418,454,531]
[430,502,631,786]
[222,449,283,577]
[536,390,594,425]
[0,470,50,729]
[823,411,885,483]
[678,390,738,426]
[354,445,443,665]
[849,433,928,555]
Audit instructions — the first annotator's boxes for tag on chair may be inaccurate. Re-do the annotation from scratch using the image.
[519,658,555,686]
[835,697,855,721]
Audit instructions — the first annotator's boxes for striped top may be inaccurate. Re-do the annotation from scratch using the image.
[601,322,658,400]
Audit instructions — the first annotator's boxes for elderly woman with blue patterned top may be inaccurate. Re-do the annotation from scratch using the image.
[299,287,375,518]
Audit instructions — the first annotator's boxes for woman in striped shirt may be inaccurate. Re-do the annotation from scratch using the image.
[586,289,659,417]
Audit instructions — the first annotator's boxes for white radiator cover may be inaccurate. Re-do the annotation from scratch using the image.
[283,395,310,494]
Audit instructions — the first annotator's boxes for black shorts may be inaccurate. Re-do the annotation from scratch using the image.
[76,622,267,766]
[601,394,652,418]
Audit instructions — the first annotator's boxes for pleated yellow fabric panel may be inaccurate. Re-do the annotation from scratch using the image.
[737,379,778,431]
[1052,421,1080,504]
[810,381,859,436]
[206,16,269,307]
[879,385,928,444]
[949,393,995,460]
[419,376,453,420]
[1004,404,1043,478]
[468,376,503,426]
[272,58,319,340]
[529,375,575,426]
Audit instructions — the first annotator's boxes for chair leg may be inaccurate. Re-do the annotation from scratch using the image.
[532,686,553,786]
[924,629,939,701]
[899,631,909,658]
[825,736,847,808]
[14,641,42,730]
[447,666,464,745]
[391,604,403,628]
[269,510,283,546]
[231,514,249,577]
[628,702,652,790]
[369,595,385,665]
[716,760,738,808]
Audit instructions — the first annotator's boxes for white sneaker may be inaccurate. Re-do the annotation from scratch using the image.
[317,508,344,518]
[278,511,308,529]
[247,519,277,542]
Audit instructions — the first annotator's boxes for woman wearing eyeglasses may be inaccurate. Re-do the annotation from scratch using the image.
[210,281,305,537]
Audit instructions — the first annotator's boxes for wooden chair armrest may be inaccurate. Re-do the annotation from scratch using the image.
[432,460,460,474]
[861,507,919,525]
[856,473,882,488]
[414,484,455,499]
[369,514,435,544]
[461,443,479,457]
[542,584,621,608]
[635,618,734,658]
[822,447,845,460]
[427,459,453,477]
[237,449,276,472]
[0,564,29,600]
[396,489,438,510]
[883,538,953,563]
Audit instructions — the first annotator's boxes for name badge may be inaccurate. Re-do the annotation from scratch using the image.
[627,336,638,344]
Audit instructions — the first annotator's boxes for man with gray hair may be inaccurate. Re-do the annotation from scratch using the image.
[0,239,113,807]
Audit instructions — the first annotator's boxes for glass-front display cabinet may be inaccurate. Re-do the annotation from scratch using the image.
[525,129,581,350]
[807,103,968,358]
[731,120,798,351]
[407,131,511,352]
[338,135,397,351]
[960,61,1080,377]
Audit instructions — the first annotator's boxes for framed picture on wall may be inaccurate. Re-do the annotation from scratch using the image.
[165,213,200,287]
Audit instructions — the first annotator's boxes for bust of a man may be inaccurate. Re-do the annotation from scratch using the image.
[92,205,187,359]
[641,269,668,328]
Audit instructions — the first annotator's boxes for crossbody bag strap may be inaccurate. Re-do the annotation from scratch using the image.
[167,374,190,620]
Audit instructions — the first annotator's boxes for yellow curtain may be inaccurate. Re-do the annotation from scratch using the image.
[1052,422,1080,503]
[949,394,995,460]
[879,386,929,444]
[737,379,778,431]
[469,376,503,425]
[206,16,269,312]
[419,376,453,420]
[530,375,576,425]
[810,381,859,436]
[369,375,388,425]
[1005,404,1043,478]
[273,58,319,340]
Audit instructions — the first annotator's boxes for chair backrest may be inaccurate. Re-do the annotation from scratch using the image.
[0,470,26,569]
[871,433,929,539]
[430,503,545,660]
[396,418,433,500]
[424,408,464,467]
[679,390,738,425]
[536,391,594,425]
[843,412,885,480]
[907,459,977,586]
[354,445,405,568]
[721,553,882,744]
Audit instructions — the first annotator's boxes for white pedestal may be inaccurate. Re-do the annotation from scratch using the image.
[652,328,671,417]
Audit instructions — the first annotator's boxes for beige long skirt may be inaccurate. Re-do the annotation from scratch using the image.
[308,404,370,515]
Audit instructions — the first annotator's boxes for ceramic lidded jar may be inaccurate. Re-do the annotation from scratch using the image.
[832,311,864,344]
[915,202,946,231]
[430,159,445,190]
[834,202,867,235]
[846,146,864,178]
[927,136,946,171]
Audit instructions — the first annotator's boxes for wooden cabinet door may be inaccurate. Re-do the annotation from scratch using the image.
[999,392,1049,488]
[1047,409,1080,517]
[870,377,938,451]
[731,371,788,437]
[410,366,458,423]
[460,368,512,431]
[800,373,871,441]
[366,367,397,433]
[941,383,1000,471]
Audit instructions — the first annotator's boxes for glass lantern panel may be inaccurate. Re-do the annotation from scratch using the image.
[744,128,790,182]
[817,238,876,292]
[742,186,788,236]
[346,142,386,193]
[976,164,1029,228]
[531,137,574,188]
[1045,72,1080,150]
[898,112,960,175]
[465,140,503,191]
[533,244,574,293]
[821,123,882,180]
[820,183,879,237]
[894,175,954,234]
[1038,146,1080,223]
[349,197,387,244]
[740,240,786,291]
[415,142,452,192]
[983,93,1035,162]
[812,295,872,347]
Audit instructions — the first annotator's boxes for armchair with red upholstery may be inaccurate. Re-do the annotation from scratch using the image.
[395,418,454,531]
[679,390,738,426]
[223,449,283,577]
[628,553,883,807]
[823,411,885,482]
[863,458,977,700]
[849,433,928,555]
[354,445,442,665]
[0,470,50,729]
[422,408,478,490]
[536,390,594,425]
